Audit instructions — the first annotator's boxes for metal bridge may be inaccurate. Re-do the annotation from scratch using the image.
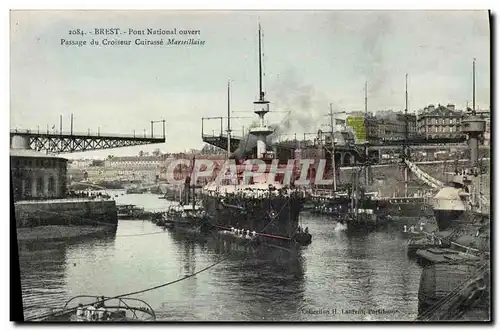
[201,130,483,162]
[10,128,166,154]
[202,133,243,152]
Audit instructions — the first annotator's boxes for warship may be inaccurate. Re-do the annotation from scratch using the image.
[198,25,311,247]
[430,60,490,232]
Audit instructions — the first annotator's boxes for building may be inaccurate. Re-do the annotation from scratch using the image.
[364,115,380,143]
[67,156,166,183]
[104,155,164,169]
[417,104,463,139]
[10,136,67,201]
[68,159,94,168]
[103,155,164,182]
[345,110,417,143]
[375,110,417,141]
[345,113,368,143]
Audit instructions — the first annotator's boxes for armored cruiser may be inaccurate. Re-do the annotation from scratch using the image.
[431,109,489,231]
[198,25,310,246]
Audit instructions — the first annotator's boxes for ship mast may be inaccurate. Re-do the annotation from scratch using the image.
[258,24,264,103]
[364,81,368,116]
[404,74,409,197]
[250,23,273,159]
[364,81,370,187]
[329,103,337,193]
[472,58,476,115]
[227,80,231,158]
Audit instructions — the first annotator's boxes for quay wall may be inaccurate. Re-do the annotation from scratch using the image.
[14,199,118,228]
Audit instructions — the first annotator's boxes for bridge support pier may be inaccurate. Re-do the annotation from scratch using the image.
[11,135,31,149]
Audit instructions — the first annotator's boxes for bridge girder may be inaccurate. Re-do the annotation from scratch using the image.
[202,134,242,152]
[10,131,165,154]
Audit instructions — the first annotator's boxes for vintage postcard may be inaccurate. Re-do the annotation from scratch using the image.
[10,10,491,322]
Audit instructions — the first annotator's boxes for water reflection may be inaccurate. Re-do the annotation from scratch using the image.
[345,233,377,310]
[224,250,306,321]
[164,228,306,321]
[18,232,117,320]
[18,195,423,322]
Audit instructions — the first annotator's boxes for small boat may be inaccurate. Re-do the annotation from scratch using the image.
[149,186,163,195]
[117,204,151,220]
[125,186,148,194]
[407,235,449,257]
[162,203,212,234]
[38,295,156,322]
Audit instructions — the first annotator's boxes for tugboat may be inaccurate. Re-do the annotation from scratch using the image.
[125,185,147,194]
[117,204,152,220]
[335,167,389,231]
[199,25,310,247]
[153,176,212,235]
[37,295,156,322]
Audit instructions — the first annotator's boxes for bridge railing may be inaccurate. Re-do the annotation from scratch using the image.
[202,132,243,141]
[10,129,165,139]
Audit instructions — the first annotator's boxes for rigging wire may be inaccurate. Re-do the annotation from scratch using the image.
[116,231,166,238]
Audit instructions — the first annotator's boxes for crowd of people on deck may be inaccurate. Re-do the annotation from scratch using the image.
[222,227,257,239]
[204,185,306,199]
[221,225,308,239]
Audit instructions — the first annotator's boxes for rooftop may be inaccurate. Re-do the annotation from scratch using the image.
[420,104,463,117]
[107,156,163,162]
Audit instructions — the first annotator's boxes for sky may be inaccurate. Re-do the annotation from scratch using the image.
[10,10,490,159]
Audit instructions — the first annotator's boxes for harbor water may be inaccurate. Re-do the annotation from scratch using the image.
[18,191,424,321]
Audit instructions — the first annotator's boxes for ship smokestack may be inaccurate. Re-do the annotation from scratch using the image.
[462,58,485,167]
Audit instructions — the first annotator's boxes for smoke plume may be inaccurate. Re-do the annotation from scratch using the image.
[232,68,338,158]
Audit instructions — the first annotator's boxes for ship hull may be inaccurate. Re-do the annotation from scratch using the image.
[386,201,433,218]
[433,209,464,231]
[167,226,304,266]
[200,193,305,240]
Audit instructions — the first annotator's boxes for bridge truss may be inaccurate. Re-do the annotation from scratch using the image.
[10,130,166,154]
